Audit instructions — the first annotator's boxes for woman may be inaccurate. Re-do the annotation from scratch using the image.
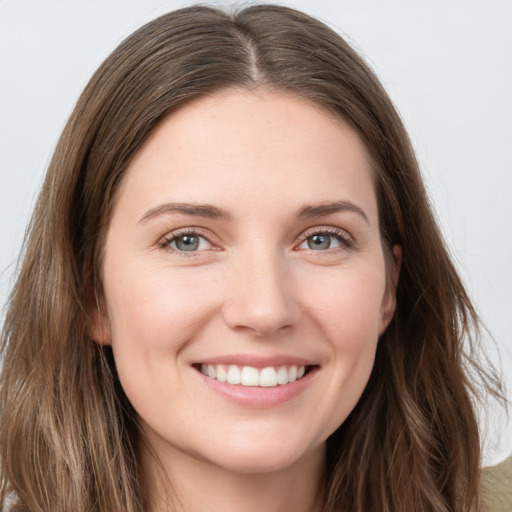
[0,4,506,512]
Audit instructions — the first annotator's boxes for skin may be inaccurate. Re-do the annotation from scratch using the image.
[93,88,400,512]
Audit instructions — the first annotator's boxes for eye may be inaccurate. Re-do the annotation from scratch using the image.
[297,228,353,252]
[159,229,215,254]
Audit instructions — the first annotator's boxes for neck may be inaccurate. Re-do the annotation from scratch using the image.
[141,437,326,512]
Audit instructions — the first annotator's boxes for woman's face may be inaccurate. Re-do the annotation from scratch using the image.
[94,89,399,475]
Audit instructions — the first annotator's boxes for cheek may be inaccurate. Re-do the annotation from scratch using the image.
[299,265,387,343]
[102,264,223,417]
[297,266,385,428]
[104,262,221,355]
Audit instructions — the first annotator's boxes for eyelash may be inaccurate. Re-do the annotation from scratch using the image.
[296,227,354,253]
[158,228,216,257]
[157,226,354,256]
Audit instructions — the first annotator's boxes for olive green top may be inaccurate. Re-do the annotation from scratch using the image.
[482,455,512,512]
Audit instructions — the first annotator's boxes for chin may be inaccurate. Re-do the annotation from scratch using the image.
[201,429,324,475]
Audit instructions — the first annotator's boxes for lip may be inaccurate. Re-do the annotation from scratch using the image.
[192,355,319,408]
[193,354,317,368]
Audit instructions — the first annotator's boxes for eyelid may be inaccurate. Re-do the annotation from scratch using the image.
[295,226,355,250]
[157,227,220,255]
[156,225,355,256]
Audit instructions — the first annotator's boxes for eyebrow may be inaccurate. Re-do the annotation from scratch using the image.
[138,202,233,224]
[296,200,370,225]
[138,200,370,225]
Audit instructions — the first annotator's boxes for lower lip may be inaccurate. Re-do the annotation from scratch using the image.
[195,367,318,408]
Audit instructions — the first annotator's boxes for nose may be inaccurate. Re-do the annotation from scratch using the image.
[222,251,299,337]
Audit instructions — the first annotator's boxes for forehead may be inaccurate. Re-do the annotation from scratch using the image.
[114,88,378,223]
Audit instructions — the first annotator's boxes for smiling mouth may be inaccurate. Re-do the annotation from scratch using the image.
[194,364,316,387]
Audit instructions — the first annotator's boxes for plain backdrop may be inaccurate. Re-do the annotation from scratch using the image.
[1,0,511,465]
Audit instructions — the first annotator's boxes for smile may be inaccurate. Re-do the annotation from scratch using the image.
[199,364,310,387]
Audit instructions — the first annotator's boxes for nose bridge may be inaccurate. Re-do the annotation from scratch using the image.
[222,243,297,336]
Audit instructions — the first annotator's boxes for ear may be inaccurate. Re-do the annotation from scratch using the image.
[378,245,402,335]
[89,294,112,346]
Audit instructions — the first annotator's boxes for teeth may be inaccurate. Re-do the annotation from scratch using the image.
[216,365,227,382]
[241,366,259,386]
[199,364,307,387]
[276,366,288,385]
[227,365,241,385]
[260,367,278,387]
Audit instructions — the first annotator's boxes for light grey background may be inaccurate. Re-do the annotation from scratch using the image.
[1,0,511,464]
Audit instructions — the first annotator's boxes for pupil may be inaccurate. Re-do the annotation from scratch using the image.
[176,235,199,251]
[308,234,330,250]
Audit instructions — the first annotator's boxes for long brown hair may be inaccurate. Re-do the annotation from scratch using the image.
[0,5,503,512]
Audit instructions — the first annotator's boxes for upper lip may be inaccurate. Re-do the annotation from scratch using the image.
[193,354,318,368]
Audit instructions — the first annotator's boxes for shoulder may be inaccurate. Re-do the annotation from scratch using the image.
[482,455,512,512]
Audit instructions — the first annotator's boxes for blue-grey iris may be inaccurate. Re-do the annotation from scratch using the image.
[308,234,331,250]
[175,235,199,251]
